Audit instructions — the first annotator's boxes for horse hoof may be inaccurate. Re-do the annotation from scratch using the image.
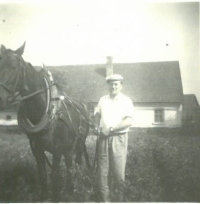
[41,198,52,203]
[52,195,61,202]
[40,192,49,202]
[66,184,74,195]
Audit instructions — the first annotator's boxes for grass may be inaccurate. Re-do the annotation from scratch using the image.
[0,127,200,202]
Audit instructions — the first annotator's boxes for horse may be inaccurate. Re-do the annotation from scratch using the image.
[0,42,91,201]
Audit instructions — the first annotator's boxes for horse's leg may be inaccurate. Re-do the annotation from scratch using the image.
[51,152,62,202]
[75,137,90,169]
[29,139,48,201]
[64,152,74,199]
[75,137,83,165]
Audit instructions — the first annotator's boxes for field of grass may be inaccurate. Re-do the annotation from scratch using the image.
[0,127,200,202]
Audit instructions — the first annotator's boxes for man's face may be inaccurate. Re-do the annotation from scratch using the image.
[108,80,123,96]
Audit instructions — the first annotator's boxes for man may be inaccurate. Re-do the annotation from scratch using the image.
[93,74,134,202]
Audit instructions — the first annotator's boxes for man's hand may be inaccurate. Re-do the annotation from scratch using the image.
[101,126,111,136]
[93,127,101,136]
[93,126,114,137]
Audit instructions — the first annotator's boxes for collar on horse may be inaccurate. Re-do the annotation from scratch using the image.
[17,65,93,134]
[17,67,62,133]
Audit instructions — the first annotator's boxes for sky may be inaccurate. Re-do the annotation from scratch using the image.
[0,0,199,103]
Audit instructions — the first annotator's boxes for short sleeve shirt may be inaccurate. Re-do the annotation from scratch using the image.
[95,93,134,133]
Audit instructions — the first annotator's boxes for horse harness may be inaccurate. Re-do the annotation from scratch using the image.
[0,55,90,137]
[22,67,90,136]
[0,55,92,169]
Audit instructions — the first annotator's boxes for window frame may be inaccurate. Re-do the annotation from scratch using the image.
[154,109,165,124]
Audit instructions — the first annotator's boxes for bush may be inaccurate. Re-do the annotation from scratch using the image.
[1,130,200,202]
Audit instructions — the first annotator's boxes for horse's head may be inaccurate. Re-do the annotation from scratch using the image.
[0,42,26,109]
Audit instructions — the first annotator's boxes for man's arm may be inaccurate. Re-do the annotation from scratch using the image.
[112,117,133,133]
[93,112,101,135]
[102,116,133,136]
[94,112,101,127]
[110,97,134,133]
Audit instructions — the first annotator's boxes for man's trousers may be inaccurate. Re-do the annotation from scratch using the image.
[97,133,128,202]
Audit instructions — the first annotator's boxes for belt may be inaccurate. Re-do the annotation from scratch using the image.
[110,132,126,136]
[100,132,127,137]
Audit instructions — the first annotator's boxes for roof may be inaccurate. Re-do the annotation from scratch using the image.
[182,94,200,119]
[183,94,199,107]
[47,61,184,103]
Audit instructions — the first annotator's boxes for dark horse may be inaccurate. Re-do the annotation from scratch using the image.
[0,42,91,201]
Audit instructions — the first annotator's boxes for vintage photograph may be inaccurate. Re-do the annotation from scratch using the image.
[0,0,199,202]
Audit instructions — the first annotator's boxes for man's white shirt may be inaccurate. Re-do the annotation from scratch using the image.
[95,93,134,135]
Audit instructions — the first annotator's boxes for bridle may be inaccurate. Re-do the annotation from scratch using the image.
[0,54,22,95]
[0,55,56,104]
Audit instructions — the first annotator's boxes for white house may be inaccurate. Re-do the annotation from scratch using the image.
[48,57,184,128]
[0,108,18,126]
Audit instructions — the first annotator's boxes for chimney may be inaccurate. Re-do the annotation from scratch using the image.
[106,56,113,79]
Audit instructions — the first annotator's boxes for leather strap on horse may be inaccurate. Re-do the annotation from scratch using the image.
[0,82,14,94]
[60,98,91,169]
[17,75,56,133]
[55,82,94,128]
[20,83,55,101]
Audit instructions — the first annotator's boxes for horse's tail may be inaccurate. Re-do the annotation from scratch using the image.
[75,135,90,169]
[83,138,90,169]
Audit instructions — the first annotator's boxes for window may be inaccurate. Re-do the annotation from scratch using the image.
[6,115,12,120]
[154,109,164,123]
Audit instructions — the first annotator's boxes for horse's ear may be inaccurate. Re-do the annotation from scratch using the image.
[42,63,48,72]
[15,42,26,56]
[1,44,6,55]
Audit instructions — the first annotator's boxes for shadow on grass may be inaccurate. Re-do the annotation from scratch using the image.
[0,163,40,202]
[0,125,23,135]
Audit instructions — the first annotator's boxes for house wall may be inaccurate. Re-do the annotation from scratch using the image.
[133,108,182,127]
[133,103,182,128]
[0,111,18,125]
[89,102,182,128]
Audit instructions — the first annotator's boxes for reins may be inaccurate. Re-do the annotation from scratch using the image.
[20,83,56,101]
[0,82,14,94]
